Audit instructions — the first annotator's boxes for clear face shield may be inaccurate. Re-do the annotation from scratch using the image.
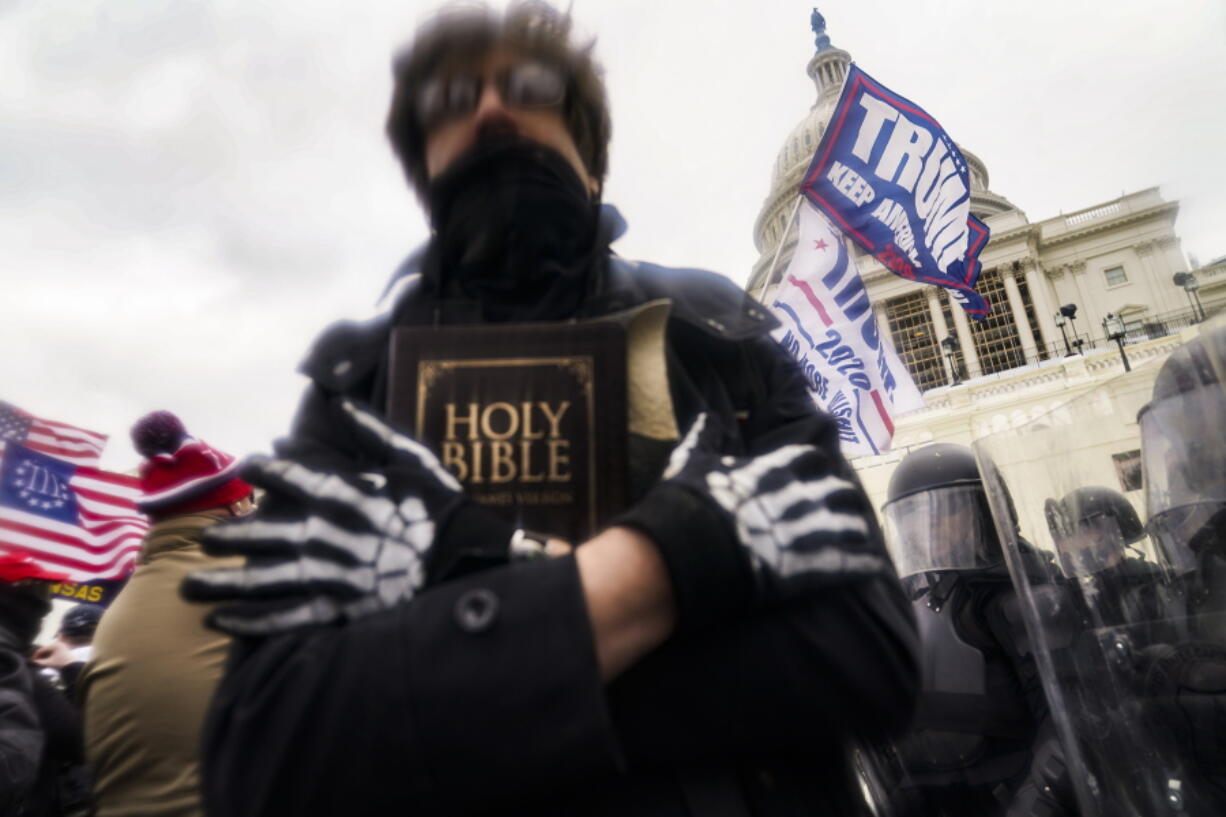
[882,484,1001,580]
[974,359,1226,816]
[1048,503,1135,577]
[1140,385,1226,568]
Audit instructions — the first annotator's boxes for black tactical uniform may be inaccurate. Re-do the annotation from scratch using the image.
[1134,328,1226,814]
[0,583,92,817]
[1046,486,1186,634]
[875,443,1075,817]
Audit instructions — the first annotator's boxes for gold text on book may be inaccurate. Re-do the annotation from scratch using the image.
[441,401,573,484]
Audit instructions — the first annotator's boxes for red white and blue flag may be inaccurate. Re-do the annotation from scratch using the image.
[0,441,146,582]
[0,401,108,467]
[802,65,991,319]
[772,203,924,457]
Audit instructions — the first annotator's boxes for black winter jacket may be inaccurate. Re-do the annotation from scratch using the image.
[0,591,90,817]
[202,220,920,817]
[0,626,42,814]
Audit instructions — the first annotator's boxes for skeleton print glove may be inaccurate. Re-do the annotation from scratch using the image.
[613,412,886,630]
[183,399,513,636]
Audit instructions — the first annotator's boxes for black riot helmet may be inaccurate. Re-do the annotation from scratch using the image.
[882,443,1004,579]
[887,442,981,499]
[1047,486,1144,576]
[1138,327,1226,563]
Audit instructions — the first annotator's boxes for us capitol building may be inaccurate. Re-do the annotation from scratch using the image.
[745,10,1225,516]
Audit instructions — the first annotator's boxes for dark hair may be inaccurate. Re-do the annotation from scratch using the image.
[385,1,611,200]
[60,603,103,641]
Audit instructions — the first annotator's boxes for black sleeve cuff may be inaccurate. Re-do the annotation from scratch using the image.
[612,482,752,633]
[426,502,518,585]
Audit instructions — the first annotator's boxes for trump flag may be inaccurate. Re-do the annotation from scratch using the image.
[771,202,924,457]
[0,441,146,582]
[802,65,991,319]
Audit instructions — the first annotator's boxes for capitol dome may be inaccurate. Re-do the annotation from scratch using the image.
[748,13,850,291]
[962,148,1021,221]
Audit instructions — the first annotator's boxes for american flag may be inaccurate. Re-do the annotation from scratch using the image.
[0,441,147,581]
[0,401,108,467]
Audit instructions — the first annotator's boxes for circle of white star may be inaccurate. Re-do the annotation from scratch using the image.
[12,460,69,511]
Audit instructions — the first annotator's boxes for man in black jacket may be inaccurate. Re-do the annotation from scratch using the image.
[0,559,92,817]
[184,3,919,815]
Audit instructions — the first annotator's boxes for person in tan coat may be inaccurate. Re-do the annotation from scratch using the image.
[78,411,253,817]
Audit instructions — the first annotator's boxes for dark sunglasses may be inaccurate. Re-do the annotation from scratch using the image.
[416,61,567,132]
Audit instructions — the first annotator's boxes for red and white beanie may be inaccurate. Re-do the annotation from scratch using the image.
[131,411,252,518]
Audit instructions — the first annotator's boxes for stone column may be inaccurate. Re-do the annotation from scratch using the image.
[1134,240,1171,312]
[1134,239,1158,274]
[1066,261,1092,350]
[1155,236,1180,278]
[947,297,982,378]
[1155,236,1188,314]
[1002,266,1038,363]
[926,289,953,383]
[926,288,950,342]
[1068,260,1090,312]
[1024,258,1060,355]
[927,288,978,381]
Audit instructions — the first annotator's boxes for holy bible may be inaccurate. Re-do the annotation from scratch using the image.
[387,321,629,542]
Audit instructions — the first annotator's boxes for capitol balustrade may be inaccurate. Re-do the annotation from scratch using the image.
[1063,201,1123,228]
[1199,259,1226,280]
[1116,304,1219,345]
[883,331,1190,438]
[1040,188,1169,241]
[916,303,1217,394]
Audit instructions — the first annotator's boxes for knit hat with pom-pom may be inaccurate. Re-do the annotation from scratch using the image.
[131,411,252,519]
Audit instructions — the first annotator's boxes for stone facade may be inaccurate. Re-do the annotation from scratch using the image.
[853,327,1193,536]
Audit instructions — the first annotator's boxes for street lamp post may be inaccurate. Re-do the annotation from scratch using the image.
[1059,303,1083,355]
[1054,312,1072,356]
[1173,272,1206,322]
[1102,312,1131,372]
[940,335,960,386]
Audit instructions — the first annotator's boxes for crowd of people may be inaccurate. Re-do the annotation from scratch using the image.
[2,410,254,816]
[1,3,1222,816]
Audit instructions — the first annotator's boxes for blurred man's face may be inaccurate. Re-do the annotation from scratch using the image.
[421,47,597,195]
[1063,517,1124,574]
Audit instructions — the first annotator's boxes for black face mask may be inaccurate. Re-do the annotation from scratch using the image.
[424,137,601,322]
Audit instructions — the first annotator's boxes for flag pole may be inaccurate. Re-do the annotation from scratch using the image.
[761,194,805,295]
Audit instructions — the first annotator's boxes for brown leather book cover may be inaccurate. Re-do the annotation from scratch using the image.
[387,321,629,542]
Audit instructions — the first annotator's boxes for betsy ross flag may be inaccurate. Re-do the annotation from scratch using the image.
[771,203,924,457]
[0,441,146,582]
[0,401,108,467]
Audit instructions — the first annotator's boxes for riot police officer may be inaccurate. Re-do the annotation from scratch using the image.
[1046,485,1184,632]
[878,442,1076,817]
[1134,326,1226,813]
[1047,486,1144,578]
[1140,326,1226,634]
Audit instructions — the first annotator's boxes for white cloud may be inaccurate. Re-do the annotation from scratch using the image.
[2,0,1223,471]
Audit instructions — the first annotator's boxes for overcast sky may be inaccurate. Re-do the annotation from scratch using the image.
[4,0,1225,473]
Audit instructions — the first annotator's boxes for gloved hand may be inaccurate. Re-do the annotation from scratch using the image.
[613,412,886,631]
[183,398,515,636]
